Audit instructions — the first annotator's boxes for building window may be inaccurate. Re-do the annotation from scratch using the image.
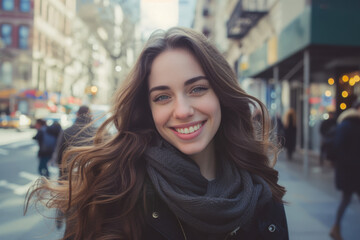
[1,24,12,46]
[19,0,31,12]
[2,0,14,11]
[18,25,30,49]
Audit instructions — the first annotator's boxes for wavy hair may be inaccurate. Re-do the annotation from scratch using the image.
[25,27,285,240]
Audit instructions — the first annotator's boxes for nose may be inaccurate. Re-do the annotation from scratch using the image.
[173,96,194,119]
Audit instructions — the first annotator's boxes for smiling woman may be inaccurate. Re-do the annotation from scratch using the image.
[25,27,288,240]
[148,49,221,167]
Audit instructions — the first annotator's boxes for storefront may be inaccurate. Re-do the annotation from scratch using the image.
[231,0,360,156]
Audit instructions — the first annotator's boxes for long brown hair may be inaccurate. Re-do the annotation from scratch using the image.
[25,27,285,239]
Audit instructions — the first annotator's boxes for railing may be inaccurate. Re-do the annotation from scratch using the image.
[227,0,269,39]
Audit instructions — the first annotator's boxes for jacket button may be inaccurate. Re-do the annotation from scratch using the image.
[268,224,276,232]
[152,212,159,219]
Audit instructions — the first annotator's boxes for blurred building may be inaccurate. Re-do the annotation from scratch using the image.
[178,0,197,28]
[0,0,140,126]
[194,0,360,154]
[31,0,80,118]
[77,0,141,96]
[0,0,33,117]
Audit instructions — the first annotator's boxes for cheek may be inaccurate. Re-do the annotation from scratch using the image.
[150,106,168,129]
[202,95,221,117]
[203,95,222,128]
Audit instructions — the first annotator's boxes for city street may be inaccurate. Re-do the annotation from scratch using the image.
[0,129,360,240]
[0,128,64,240]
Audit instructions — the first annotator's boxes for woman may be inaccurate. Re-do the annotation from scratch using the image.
[25,27,287,240]
[283,108,297,160]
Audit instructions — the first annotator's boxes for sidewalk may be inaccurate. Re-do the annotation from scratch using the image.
[277,150,360,240]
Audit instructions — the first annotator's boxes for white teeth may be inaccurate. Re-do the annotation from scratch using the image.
[189,127,194,133]
[175,123,202,134]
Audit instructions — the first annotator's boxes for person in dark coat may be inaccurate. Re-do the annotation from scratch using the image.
[330,102,360,240]
[54,105,96,175]
[319,111,337,165]
[33,119,59,177]
[283,108,296,160]
[26,27,288,240]
[53,105,96,230]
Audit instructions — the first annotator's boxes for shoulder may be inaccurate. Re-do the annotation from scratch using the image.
[338,117,360,132]
[142,180,288,240]
[254,199,289,239]
[141,180,184,240]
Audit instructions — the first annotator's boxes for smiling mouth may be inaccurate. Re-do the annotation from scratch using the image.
[173,121,205,134]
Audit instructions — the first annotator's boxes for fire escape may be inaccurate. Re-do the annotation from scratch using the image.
[227,0,269,39]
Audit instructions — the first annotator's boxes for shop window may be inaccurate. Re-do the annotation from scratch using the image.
[18,25,30,49]
[2,0,14,11]
[0,62,13,86]
[1,24,12,46]
[20,0,31,12]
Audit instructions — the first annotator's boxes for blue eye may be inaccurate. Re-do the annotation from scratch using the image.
[154,95,170,102]
[191,86,208,94]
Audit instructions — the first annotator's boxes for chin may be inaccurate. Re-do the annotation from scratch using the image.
[174,143,206,156]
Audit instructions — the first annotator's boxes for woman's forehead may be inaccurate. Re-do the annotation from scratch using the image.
[148,49,205,88]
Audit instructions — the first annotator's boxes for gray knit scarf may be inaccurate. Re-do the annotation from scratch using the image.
[145,141,272,234]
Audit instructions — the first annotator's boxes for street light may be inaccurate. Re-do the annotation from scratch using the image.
[90,86,98,95]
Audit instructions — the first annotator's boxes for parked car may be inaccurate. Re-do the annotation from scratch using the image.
[0,113,31,129]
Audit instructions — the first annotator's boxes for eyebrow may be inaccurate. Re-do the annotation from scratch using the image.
[148,76,207,95]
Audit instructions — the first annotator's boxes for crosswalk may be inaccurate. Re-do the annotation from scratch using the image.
[0,130,64,239]
[6,140,35,149]
[0,139,37,156]
[0,148,8,156]
[0,196,64,240]
[0,171,39,195]
[0,170,63,239]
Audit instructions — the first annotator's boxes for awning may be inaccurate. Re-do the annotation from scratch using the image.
[250,45,360,80]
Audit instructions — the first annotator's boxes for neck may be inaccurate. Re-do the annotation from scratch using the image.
[190,141,216,180]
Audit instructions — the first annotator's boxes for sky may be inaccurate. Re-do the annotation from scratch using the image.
[140,0,179,40]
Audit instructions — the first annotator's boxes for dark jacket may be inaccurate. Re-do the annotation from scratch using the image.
[63,177,288,240]
[55,116,96,174]
[334,109,360,191]
[284,121,296,154]
[142,182,289,240]
[33,126,58,158]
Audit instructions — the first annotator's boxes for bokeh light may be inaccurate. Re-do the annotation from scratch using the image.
[340,103,347,110]
[349,77,355,86]
[342,91,348,98]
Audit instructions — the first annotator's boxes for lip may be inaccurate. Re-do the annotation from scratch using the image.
[170,120,206,140]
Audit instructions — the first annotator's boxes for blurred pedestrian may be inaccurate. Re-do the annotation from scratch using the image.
[330,101,360,240]
[54,105,96,176]
[283,108,297,160]
[33,119,57,178]
[319,111,337,165]
[53,105,96,229]
[47,121,63,166]
[272,113,285,147]
[26,27,288,239]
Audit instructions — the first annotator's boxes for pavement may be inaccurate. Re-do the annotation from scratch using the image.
[277,150,360,240]
[1,128,359,239]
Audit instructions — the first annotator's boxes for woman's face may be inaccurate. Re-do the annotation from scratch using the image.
[148,48,221,157]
